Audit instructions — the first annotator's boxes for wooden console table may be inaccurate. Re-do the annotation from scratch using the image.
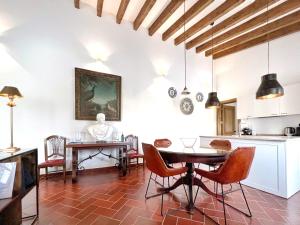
[66,141,130,183]
[0,149,38,225]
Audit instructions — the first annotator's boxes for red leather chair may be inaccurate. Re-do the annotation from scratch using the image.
[38,135,67,182]
[125,135,144,173]
[142,143,188,216]
[154,139,172,148]
[210,139,231,151]
[195,147,255,225]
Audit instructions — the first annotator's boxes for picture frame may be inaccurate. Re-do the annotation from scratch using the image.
[75,68,121,121]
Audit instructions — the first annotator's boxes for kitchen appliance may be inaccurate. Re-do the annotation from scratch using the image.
[294,124,300,136]
[242,128,252,135]
[284,127,296,136]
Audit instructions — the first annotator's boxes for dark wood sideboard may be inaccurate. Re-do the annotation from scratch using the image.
[0,149,38,225]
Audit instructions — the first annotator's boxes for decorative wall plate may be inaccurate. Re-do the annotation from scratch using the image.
[168,87,177,98]
[196,92,204,102]
[180,98,194,115]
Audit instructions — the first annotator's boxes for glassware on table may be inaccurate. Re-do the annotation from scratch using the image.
[180,138,197,148]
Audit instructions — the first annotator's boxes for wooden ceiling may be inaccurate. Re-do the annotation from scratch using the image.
[74,0,300,59]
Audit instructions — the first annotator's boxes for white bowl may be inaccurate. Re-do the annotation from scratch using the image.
[180,138,197,148]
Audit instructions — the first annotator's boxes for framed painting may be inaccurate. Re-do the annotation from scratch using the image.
[75,68,121,121]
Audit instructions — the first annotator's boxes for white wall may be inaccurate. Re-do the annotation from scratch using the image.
[0,0,216,169]
[215,31,300,135]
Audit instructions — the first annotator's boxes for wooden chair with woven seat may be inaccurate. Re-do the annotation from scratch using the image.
[125,135,144,173]
[38,135,67,182]
[194,147,255,225]
[142,143,188,216]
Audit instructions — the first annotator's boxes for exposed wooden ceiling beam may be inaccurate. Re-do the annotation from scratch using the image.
[97,0,104,17]
[162,0,214,41]
[213,21,300,59]
[196,0,300,53]
[116,0,130,24]
[74,0,80,9]
[174,0,244,46]
[134,0,156,30]
[148,0,184,36]
[205,10,300,56]
[186,0,279,50]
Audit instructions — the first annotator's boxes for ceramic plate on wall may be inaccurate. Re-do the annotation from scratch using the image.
[196,92,204,102]
[180,98,194,115]
[168,87,177,98]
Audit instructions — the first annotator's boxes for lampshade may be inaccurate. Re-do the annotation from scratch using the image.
[0,86,23,98]
[205,92,220,109]
[181,87,191,95]
[256,73,284,99]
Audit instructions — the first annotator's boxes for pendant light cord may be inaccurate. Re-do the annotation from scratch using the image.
[183,0,187,89]
[267,0,270,74]
[211,22,214,92]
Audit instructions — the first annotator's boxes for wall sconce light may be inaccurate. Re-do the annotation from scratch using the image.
[153,59,170,76]
[86,42,111,62]
[0,86,23,152]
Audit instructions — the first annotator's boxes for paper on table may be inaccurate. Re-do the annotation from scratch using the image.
[0,162,16,199]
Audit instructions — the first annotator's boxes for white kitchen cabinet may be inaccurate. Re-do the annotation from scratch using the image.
[280,83,300,116]
[254,97,280,117]
[237,93,255,119]
[237,83,300,119]
[200,136,300,198]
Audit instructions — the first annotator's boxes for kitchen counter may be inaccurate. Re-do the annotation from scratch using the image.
[200,136,300,198]
[199,135,300,142]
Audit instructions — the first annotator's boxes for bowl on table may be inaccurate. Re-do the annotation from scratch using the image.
[180,138,197,148]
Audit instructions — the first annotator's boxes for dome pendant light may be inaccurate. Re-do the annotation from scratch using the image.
[205,22,220,109]
[181,0,190,95]
[256,3,284,100]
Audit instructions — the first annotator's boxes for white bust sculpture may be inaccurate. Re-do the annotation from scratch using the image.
[87,113,113,141]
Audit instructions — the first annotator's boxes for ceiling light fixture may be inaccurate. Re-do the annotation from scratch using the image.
[256,2,284,100]
[181,0,190,95]
[205,22,220,109]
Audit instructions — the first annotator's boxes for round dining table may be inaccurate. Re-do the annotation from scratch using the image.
[158,146,231,212]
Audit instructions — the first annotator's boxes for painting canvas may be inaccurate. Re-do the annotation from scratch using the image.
[75,68,121,121]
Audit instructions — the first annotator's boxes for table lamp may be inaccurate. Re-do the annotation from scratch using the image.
[0,86,23,152]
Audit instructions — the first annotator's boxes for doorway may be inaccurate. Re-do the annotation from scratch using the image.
[217,98,237,136]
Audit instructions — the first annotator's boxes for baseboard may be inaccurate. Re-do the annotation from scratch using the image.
[39,163,144,179]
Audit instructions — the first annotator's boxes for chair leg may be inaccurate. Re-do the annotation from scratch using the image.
[45,167,48,180]
[193,176,202,204]
[167,177,170,187]
[63,165,66,183]
[37,167,40,182]
[145,172,152,198]
[161,178,164,216]
[239,182,252,217]
[179,174,189,203]
[221,184,227,225]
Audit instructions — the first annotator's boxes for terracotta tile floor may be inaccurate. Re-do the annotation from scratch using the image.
[37,167,300,225]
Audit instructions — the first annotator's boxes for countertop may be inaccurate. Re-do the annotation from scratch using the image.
[200,135,300,142]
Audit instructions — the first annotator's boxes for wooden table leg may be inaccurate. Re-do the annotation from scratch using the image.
[72,148,78,183]
[186,162,194,212]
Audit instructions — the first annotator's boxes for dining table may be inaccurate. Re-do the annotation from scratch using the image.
[158,146,231,213]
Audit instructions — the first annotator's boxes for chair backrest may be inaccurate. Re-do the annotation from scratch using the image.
[154,139,172,148]
[44,135,66,161]
[125,135,138,153]
[216,147,255,184]
[210,139,231,151]
[142,143,170,177]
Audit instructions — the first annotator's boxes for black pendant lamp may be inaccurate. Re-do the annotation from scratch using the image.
[256,3,284,99]
[181,0,190,95]
[205,22,220,109]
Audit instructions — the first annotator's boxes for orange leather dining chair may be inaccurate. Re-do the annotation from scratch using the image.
[194,147,255,225]
[38,135,67,183]
[210,139,231,151]
[154,139,172,148]
[142,143,188,216]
